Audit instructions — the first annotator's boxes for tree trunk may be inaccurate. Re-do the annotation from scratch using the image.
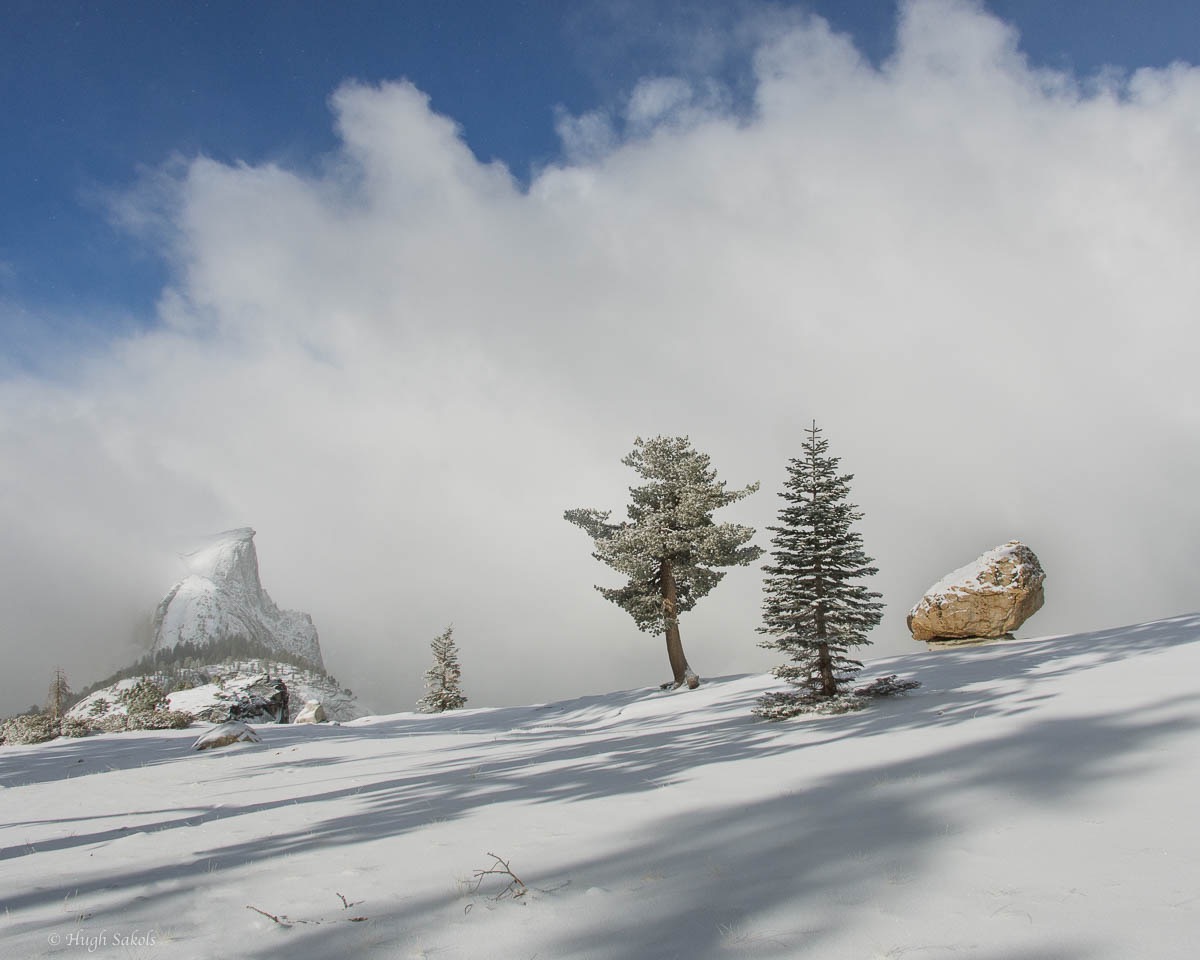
[661,559,699,689]
[816,641,836,697]
[814,558,836,697]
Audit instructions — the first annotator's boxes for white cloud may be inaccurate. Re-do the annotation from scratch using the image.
[3,0,1199,716]
[625,77,695,130]
[554,106,619,164]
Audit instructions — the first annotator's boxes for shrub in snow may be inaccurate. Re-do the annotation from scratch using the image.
[67,678,191,732]
[93,714,132,734]
[82,710,192,734]
[853,675,921,698]
[566,435,762,690]
[755,422,885,720]
[756,673,921,720]
[102,677,193,730]
[118,678,169,714]
[130,709,193,730]
[60,717,92,738]
[1,713,57,745]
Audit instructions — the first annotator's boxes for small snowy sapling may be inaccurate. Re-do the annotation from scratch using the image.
[417,625,467,712]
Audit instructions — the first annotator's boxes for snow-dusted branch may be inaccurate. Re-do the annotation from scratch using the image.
[466,852,528,901]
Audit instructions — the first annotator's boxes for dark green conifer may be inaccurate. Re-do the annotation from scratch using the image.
[755,422,883,718]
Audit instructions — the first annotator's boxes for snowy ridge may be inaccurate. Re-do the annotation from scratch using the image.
[68,661,367,724]
[152,528,324,669]
[4,614,1200,958]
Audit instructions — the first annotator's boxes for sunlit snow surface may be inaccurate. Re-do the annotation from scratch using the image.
[3,616,1199,959]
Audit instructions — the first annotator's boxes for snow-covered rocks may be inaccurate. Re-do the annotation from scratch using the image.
[152,528,324,668]
[192,721,261,751]
[908,540,1045,643]
[70,662,366,726]
[294,700,327,724]
[71,662,368,725]
[168,675,288,724]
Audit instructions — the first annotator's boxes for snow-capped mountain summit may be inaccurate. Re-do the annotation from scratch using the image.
[152,527,324,669]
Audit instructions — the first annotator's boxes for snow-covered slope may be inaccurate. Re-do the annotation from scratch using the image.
[3,615,1199,959]
[152,527,323,668]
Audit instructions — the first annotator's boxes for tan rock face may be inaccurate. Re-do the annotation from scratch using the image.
[908,541,1045,643]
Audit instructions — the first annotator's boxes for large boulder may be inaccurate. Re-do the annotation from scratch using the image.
[192,721,261,751]
[908,541,1045,643]
[294,700,327,724]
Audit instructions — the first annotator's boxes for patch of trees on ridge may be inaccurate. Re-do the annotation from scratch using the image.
[76,634,340,702]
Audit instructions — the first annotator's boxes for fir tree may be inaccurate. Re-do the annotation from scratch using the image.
[755,422,884,719]
[46,666,72,735]
[417,625,467,713]
[566,435,762,689]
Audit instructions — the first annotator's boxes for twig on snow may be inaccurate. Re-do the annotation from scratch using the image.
[467,852,528,901]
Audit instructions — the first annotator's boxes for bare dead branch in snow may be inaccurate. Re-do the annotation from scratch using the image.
[246,905,292,926]
[245,899,368,926]
[466,852,528,901]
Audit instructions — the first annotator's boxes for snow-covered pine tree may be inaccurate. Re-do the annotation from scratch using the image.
[417,625,467,713]
[755,422,884,719]
[566,436,762,690]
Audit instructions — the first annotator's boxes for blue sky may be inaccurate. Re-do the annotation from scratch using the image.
[3,0,1200,716]
[3,0,1199,346]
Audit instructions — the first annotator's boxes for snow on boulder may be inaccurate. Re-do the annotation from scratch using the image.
[294,700,327,724]
[908,540,1045,643]
[192,722,261,751]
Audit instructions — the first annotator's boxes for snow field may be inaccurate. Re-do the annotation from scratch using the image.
[2,614,1198,958]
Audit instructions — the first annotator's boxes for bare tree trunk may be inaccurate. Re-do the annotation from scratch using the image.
[661,559,699,689]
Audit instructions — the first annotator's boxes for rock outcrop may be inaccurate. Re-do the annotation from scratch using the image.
[152,528,324,669]
[168,675,288,724]
[68,529,368,730]
[908,541,1045,643]
[70,663,367,725]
